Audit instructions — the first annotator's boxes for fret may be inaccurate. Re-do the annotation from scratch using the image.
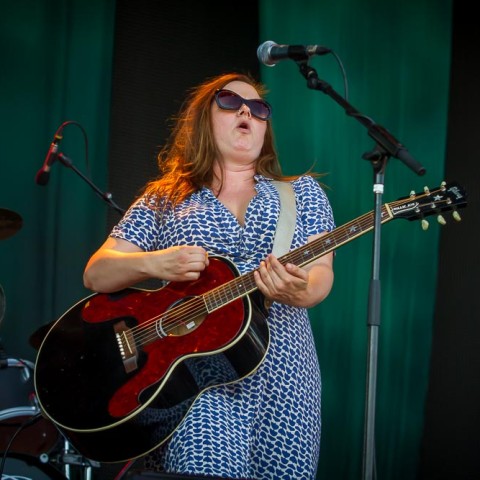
[203,272,256,313]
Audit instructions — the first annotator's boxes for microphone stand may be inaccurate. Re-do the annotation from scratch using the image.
[293,60,425,480]
[57,153,126,215]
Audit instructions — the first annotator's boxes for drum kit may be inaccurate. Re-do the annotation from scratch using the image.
[0,209,101,479]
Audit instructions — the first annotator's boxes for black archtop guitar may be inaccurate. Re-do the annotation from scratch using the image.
[34,181,467,462]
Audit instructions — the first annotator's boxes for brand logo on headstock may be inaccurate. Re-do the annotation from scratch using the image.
[447,185,464,200]
[391,201,419,216]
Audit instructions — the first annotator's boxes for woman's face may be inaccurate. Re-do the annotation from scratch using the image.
[211,80,268,165]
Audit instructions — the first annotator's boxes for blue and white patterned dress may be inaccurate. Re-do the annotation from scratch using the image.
[110,174,335,480]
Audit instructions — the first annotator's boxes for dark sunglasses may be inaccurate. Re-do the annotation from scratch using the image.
[214,89,272,121]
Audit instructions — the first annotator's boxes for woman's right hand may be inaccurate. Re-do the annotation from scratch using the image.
[151,245,209,282]
[83,237,209,293]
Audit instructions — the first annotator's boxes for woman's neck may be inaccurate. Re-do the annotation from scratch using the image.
[212,163,257,226]
[211,162,256,195]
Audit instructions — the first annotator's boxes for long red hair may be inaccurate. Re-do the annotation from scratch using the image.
[143,72,301,206]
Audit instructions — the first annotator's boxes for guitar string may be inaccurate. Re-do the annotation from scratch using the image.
[129,209,377,347]
[130,189,451,347]
[131,190,453,347]
[129,213,369,347]
[128,189,452,346]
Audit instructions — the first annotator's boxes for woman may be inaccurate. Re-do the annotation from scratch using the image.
[84,72,335,479]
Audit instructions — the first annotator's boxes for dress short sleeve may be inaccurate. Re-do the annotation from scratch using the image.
[293,175,335,238]
[110,196,162,251]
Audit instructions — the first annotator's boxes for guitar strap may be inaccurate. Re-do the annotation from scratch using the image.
[270,180,296,257]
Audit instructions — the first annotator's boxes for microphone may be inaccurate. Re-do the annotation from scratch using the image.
[35,131,63,186]
[257,40,331,67]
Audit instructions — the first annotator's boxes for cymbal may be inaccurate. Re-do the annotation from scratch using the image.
[0,208,22,240]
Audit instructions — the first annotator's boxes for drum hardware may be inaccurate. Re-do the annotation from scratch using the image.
[0,411,66,479]
[0,312,100,479]
[0,357,63,478]
[1,452,67,479]
[1,416,101,480]
[50,438,101,480]
[1,358,60,458]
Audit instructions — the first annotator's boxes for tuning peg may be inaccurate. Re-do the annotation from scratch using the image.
[453,210,462,222]
[437,215,447,225]
[421,219,429,231]
[424,186,430,195]
[410,190,416,198]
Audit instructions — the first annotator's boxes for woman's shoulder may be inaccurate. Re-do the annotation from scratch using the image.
[291,174,327,195]
[256,174,328,199]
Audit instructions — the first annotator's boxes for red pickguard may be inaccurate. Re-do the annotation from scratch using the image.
[81,257,245,417]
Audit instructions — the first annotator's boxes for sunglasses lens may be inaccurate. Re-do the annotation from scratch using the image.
[216,91,242,110]
[249,100,271,120]
[216,90,271,120]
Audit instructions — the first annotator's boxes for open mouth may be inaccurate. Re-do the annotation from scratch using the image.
[237,121,250,132]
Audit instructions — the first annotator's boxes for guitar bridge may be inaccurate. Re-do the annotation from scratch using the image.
[114,321,138,373]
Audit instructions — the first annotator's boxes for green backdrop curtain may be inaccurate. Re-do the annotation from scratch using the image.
[259,0,452,478]
[0,1,452,479]
[0,0,115,359]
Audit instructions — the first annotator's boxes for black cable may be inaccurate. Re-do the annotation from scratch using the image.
[0,412,43,477]
[57,119,90,174]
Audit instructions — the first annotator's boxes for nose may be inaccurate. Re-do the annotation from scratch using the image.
[237,103,252,118]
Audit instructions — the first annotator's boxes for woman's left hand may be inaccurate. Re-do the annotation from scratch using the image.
[253,249,334,308]
[253,254,309,306]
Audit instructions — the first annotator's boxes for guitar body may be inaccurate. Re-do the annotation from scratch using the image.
[34,256,270,462]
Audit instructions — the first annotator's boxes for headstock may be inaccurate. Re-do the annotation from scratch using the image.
[388,181,467,229]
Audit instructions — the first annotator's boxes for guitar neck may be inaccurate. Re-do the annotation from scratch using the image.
[203,204,394,313]
[204,178,469,313]
[281,204,393,268]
